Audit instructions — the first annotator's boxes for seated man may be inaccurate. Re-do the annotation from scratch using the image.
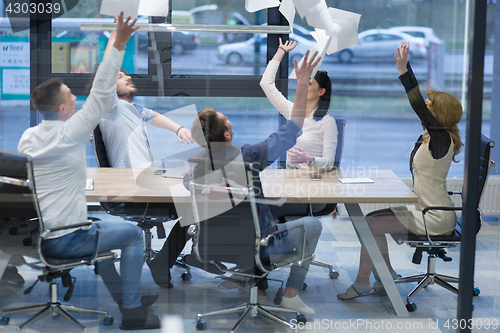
[17,13,160,330]
[88,30,195,289]
[182,50,323,314]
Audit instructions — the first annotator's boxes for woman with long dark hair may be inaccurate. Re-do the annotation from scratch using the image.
[260,38,337,171]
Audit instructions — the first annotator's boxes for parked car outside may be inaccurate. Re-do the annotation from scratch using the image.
[389,26,443,48]
[333,29,427,63]
[216,31,316,66]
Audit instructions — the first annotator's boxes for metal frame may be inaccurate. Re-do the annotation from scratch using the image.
[0,153,115,330]
[188,160,313,331]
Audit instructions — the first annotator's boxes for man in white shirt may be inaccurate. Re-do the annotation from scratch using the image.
[87,31,195,289]
[17,13,160,330]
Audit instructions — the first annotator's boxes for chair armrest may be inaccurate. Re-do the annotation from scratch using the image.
[40,221,105,266]
[421,206,463,245]
[257,223,310,274]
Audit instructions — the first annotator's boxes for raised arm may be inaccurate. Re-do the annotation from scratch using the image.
[393,42,451,158]
[290,50,321,129]
[259,38,296,119]
[66,12,138,143]
[151,112,194,144]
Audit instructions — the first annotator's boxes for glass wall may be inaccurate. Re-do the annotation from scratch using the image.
[0,0,499,332]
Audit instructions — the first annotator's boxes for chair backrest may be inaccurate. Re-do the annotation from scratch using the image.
[334,118,346,169]
[476,134,495,207]
[92,125,111,168]
[189,159,260,272]
[0,150,40,220]
[461,134,495,234]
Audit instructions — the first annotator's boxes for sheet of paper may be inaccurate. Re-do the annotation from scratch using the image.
[293,0,336,32]
[328,7,361,51]
[138,0,169,17]
[288,38,330,81]
[279,0,296,28]
[100,0,140,19]
[245,0,280,13]
[86,179,94,190]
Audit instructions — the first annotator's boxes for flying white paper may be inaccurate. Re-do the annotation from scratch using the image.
[245,0,280,13]
[309,8,361,55]
[288,37,331,82]
[279,0,296,29]
[138,0,169,17]
[100,0,170,18]
[100,0,140,19]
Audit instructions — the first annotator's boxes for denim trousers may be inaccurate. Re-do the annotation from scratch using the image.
[261,216,322,290]
[43,221,144,309]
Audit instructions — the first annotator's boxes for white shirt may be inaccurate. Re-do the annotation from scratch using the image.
[100,93,155,169]
[18,47,124,239]
[260,60,337,170]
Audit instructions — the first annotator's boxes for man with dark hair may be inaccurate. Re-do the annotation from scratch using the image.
[180,51,322,315]
[90,29,200,290]
[93,31,194,169]
[18,13,161,330]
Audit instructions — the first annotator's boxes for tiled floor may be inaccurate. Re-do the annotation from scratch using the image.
[0,211,499,333]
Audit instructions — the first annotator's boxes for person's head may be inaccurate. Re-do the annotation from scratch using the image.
[426,89,464,162]
[86,66,137,101]
[191,107,233,147]
[309,70,331,118]
[116,69,137,101]
[31,78,76,120]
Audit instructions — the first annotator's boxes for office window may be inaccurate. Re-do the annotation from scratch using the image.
[0,16,30,152]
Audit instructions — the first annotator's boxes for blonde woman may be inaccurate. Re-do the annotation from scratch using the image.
[338,41,463,300]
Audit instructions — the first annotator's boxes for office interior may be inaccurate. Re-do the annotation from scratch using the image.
[0,0,499,332]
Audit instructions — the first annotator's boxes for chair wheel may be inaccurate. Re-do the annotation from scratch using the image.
[196,320,207,330]
[406,302,417,312]
[103,316,114,326]
[302,282,307,290]
[8,227,18,235]
[473,287,480,296]
[0,317,9,325]
[22,237,32,246]
[329,271,339,279]
[181,272,192,281]
[296,314,307,324]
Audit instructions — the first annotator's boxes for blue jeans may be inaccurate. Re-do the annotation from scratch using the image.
[261,216,322,290]
[43,221,144,309]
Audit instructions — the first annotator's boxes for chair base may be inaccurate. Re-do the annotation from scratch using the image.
[395,254,459,305]
[1,279,111,330]
[196,286,301,332]
[310,259,339,279]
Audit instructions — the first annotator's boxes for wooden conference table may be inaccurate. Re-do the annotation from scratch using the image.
[86,167,418,316]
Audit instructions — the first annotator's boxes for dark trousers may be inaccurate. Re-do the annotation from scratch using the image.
[152,221,191,271]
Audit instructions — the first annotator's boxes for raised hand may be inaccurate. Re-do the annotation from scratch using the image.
[392,41,409,75]
[279,37,297,53]
[294,49,321,83]
[113,11,139,51]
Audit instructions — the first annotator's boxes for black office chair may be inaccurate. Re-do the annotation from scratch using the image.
[187,157,311,332]
[91,125,190,277]
[0,150,116,330]
[391,134,495,312]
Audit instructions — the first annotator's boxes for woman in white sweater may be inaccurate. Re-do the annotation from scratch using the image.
[260,38,337,171]
[260,38,338,217]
